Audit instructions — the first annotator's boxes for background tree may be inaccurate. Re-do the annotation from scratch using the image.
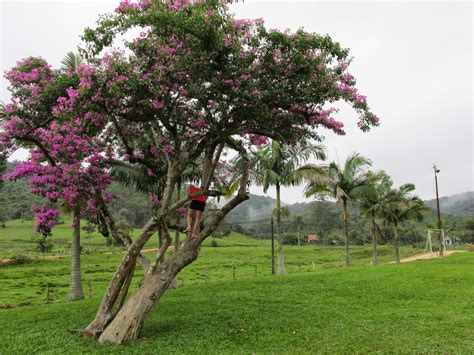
[381,183,428,263]
[253,139,326,274]
[359,170,392,265]
[301,153,373,266]
[292,215,305,245]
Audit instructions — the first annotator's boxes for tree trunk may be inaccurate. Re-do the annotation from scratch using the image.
[169,183,181,289]
[168,228,180,289]
[69,205,84,300]
[98,245,198,344]
[372,211,378,265]
[343,200,351,267]
[276,182,286,274]
[394,222,400,263]
[79,146,249,344]
[84,217,158,332]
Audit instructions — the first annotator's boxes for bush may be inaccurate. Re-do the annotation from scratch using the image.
[34,236,54,253]
[281,233,300,245]
[213,226,231,238]
[9,255,32,265]
[211,239,218,247]
[105,237,123,247]
[231,224,244,234]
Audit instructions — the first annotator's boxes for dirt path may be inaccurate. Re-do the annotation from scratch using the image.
[386,250,467,264]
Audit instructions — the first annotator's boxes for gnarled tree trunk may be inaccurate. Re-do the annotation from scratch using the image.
[76,145,248,344]
[99,243,199,343]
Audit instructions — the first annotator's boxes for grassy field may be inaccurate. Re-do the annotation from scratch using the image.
[1,218,471,353]
[0,218,150,258]
[0,253,473,353]
[0,222,424,308]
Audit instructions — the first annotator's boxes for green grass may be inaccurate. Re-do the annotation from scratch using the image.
[0,218,148,258]
[0,231,423,308]
[1,218,470,352]
[0,253,473,353]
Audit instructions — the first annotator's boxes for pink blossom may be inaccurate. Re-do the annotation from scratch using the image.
[163,144,174,156]
[149,192,161,206]
[152,100,164,109]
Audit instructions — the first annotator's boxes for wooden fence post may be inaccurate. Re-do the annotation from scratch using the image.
[88,279,92,298]
[232,265,236,280]
[46,282,51,303]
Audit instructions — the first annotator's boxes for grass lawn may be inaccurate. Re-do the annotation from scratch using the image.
[0,253,473,353]
[0,233,423,308]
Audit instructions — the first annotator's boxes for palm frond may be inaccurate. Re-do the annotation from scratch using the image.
[61,51,83,71]
[109,161,158,194]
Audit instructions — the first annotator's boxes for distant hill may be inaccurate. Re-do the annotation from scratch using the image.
[424,191,474,216]
[223,193,314,223]
[224,190,474,223]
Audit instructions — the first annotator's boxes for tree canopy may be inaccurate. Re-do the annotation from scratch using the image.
[0,0,379,344]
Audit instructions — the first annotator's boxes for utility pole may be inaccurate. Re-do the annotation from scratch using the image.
[271,217,275,275]
[433,164,444,256]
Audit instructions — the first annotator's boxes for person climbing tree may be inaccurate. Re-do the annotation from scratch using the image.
[184,184,207,239]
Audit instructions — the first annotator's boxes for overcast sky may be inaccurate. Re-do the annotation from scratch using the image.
[1,0,472,204]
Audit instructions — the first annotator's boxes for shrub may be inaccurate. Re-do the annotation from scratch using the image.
[213,226,231,238]
[9,255,32,265]
[211,239,218,247]
[34,236,54,253]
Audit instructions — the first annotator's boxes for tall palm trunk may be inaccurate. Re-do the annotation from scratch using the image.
[276,182,286,274]
[69,205,84,300]
[394,221,400,263]
[342,199,351,266]
[372,211,378,265]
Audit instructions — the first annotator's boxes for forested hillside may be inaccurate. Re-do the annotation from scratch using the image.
[425,191,474,216]
[2,161,473,244]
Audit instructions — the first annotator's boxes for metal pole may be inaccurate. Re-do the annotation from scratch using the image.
[433,164,444,256]
[271,217,275,275]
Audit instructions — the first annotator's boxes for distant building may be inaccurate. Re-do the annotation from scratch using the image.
[444,236,461,245]
[307,235,322,244]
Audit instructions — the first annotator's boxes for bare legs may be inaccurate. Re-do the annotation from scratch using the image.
[185,209,195,233]
[184,209,203,238]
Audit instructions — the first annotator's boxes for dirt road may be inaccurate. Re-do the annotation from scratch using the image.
[386,250,467,264]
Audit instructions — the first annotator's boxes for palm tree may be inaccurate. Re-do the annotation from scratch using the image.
[359,171,393,265]
[292,215,305,246]
[60,51,85,300]
[61,51,83,71]
[252,139,326,274]
[380,184,428,263]
[300,153,373,266]
[60,200,84,300]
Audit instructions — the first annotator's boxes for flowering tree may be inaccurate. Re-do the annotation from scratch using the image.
[1,0,379,344]
[0,57,118,299]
